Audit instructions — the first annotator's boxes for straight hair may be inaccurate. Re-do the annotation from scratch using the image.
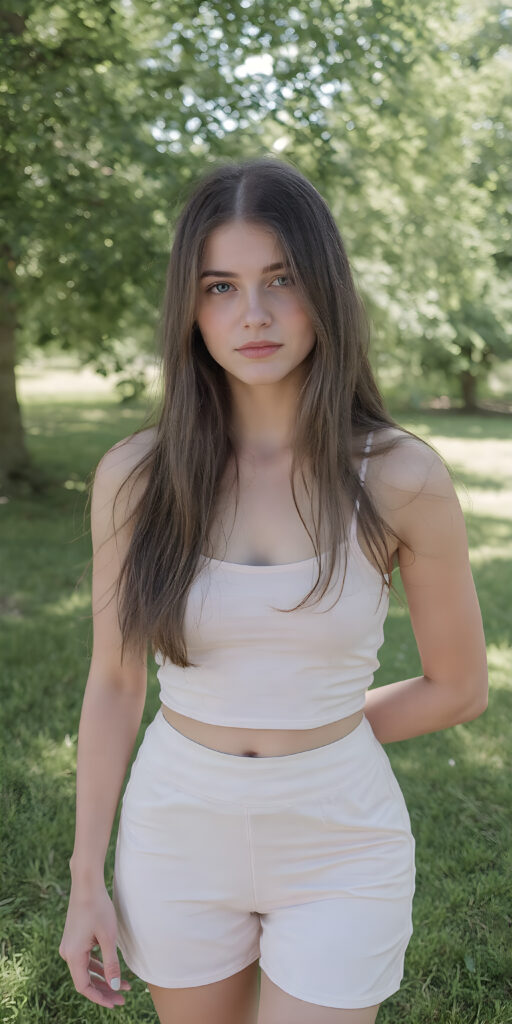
[95,157,443,668]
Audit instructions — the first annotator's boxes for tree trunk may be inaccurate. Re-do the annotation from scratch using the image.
[459,370,478,412]
[0,243,32,492]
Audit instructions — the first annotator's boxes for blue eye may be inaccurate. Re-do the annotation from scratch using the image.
[208,282,232,294]
[206,275,292,295]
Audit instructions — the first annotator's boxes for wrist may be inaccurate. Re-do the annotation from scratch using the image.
[69,855,106,888]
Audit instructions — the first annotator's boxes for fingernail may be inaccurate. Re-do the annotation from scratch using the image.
[110,978,121,991]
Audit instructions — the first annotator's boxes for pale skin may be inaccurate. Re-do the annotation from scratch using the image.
[59,220,488,1023]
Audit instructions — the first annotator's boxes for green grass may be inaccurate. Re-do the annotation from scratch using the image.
[1,372,511,1023]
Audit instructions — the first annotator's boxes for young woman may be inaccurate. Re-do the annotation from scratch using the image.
[59,158,488,1024]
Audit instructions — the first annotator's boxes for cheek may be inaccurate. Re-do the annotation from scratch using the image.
[196,300,230,335]
[282,294,314,327]
[195,314,229,364]
[290,304,316,342]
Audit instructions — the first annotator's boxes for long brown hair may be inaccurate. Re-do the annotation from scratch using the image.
[103,157,437,668]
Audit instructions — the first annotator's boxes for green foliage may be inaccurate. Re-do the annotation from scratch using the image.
[1,1,510,402]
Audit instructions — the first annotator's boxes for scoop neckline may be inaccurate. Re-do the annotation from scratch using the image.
[201,549,327,572]
[200,533,389,581]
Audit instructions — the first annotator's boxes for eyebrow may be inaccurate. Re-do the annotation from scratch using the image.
[200,262,288,279]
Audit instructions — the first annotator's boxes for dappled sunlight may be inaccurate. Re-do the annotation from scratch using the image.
[36,589,91,618]
[457,489,512,519]
[466,510,512,562]
[26,408,147,438]
[63,478,87,491]
[18,365,121,396]
[427,436,512,482]
[70,408,112,422]
[390,643,511,779]
[444,720,506,770]
[27,731,77,784]
[469,538,512,564]
[453,473,510,494]
[0,950,29,1011]
[487,642,512,680]
[386,705,508,779]
[403,414,512,443]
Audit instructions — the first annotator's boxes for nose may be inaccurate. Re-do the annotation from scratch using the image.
[242,289,272,329]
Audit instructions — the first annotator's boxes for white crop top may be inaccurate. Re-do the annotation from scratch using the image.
[155,430,390,728]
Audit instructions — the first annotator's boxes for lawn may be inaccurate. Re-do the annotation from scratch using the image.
[1,366,511,1023]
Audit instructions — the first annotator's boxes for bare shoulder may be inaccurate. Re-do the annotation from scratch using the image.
[93,426,157,530]
[96,425,157,480]
[365,425,460,562]
[96,426,156,487]
[369,425,465,568]
[370,425,453,506]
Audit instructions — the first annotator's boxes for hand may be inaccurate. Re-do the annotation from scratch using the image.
[59,884,132,1009]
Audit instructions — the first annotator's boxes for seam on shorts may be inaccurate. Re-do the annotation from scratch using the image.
[259,959,405,1010]
[245,809,259,912]
[118,942,260,988]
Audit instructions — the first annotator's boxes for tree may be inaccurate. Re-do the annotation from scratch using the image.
[2,0,510,490]
[288,1,512,408]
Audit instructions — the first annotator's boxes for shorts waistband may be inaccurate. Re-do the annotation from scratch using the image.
[149,708,379,806]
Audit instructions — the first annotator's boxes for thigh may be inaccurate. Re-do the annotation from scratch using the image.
[112,724,261,987]
[259,971,380,1024]
[258,895,411,1013]
[147,959,260,1024]
[252,732,415,1011]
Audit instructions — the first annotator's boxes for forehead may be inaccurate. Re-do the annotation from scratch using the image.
[201,221,283,263]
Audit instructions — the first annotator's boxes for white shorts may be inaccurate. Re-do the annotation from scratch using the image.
[112,708,415,1010]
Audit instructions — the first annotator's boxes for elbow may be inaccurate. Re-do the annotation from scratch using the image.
[458,688,489,723]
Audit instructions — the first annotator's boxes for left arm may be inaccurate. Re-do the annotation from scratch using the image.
[364,441,488,744]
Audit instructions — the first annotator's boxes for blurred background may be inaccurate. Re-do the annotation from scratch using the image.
[2,0,512,494]
[1,3,511,1022]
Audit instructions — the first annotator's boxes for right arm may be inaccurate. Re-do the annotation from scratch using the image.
[59,436,151,1009]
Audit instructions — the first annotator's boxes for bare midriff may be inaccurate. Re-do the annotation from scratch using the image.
[159,703,365,757]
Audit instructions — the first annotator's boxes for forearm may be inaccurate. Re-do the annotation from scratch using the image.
[69,682,145,886]
[364,674,486,745]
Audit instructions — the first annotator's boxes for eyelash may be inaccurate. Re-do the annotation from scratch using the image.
[206,275,293,295]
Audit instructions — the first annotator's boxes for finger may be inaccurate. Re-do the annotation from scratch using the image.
[68,965,126,1009]
[68,954,98,1003]
[79,980,126,1009]
[97,938,123,993]
[87,976,127,1002]
[88,956,131,988]
[88,956,105,974]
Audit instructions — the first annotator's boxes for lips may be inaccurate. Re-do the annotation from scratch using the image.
[237,342,282,350]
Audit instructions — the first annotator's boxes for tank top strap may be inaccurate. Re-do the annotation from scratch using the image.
[350,429,374,539]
